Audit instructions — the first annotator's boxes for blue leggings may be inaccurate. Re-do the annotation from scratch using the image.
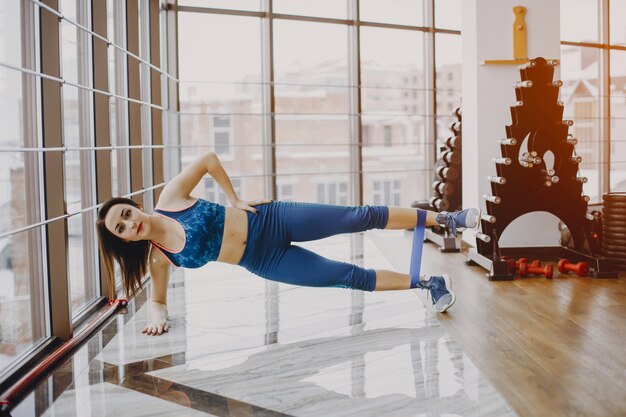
[237,201,389,291]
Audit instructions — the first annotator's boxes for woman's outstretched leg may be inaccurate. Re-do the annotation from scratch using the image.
[278,202,480,242]
[247,243,455,312]
[385,207,481,236]
[374,269,411,290]
[280,202,389,242]
[385,208,439,230]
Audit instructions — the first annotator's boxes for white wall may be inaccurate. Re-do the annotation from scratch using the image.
[462,0,562,247]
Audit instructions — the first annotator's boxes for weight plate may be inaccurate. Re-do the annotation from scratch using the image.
[602,192,626,202]
[602,243,626,252]
[602,214,626,222]
[602,234,626,242]
[603,218,626,224]
[603,208,626,215]
[601,249,626,257]
[602,201,626,208]
[602,226,626,233]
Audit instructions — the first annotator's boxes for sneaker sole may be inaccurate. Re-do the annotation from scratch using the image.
[455,208,482,233]
[470,208,482,231]
[434,291,456,313]
[435,274,456,313]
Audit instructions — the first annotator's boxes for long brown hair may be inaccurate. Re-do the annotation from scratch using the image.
[96,197,150,299]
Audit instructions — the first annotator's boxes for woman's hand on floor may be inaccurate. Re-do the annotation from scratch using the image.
[143,300,169,336]
[233,199,273,214]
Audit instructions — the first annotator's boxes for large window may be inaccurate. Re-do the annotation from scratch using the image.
[560,0,625,197]
[177,1,458,208]
[274,19,350,203]
[61,0,99,317]
[0,0,175,389]
[435,33,462,145]
[610,51,626,191]
[609,0,626,191]
[273,1,348,19]
[560,45,602,200]
[560,0,598,44]
[360,0,425,26]
[435,0,461,31]
[361,26,427,206]
[178,12,264,200]
[0,0,47,375]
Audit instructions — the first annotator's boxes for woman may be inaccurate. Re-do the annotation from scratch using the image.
[96,152,480,336]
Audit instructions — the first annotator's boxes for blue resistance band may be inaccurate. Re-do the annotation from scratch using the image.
[409,209,427,288]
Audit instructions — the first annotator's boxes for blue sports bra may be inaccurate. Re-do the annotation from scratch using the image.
[150,198,226,268]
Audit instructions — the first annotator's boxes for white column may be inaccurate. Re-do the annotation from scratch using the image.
[462,0,561,247]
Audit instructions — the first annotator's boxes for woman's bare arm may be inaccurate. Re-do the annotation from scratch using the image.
[159,151,270,211]
[143,248,170,336]
[160,152,236,202]
[149,250,170,304]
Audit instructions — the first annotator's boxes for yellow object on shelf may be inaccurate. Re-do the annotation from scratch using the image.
[482,59,530,65]
[513,6,527,60]
[482,6,535,66]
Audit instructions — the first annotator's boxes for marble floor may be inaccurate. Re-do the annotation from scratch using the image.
[11,231,518,417]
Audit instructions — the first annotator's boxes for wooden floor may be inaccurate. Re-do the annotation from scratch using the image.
[372,231,626,417]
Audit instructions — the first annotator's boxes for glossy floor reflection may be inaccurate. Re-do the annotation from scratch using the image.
[12,232,517,417]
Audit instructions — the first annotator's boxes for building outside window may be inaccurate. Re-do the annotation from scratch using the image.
[362,125,371,146]
[373,179,402,206]
[383,125,392,147]
[317,182,348,205]
[213,115,233,157]
[205,177,241,205]
[277,182,294,201]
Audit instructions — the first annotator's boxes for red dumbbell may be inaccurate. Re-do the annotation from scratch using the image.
[519,262,553,279]
[557,259,589,277]
[503,257,528,273]
[502,255,541,274]
[503,257,539,265]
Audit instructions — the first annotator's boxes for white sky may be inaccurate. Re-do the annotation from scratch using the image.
[177,2,458,87]
[178,0,626,89]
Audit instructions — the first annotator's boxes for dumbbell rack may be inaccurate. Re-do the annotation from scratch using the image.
[466,57,617,280]
[425,107,463,252]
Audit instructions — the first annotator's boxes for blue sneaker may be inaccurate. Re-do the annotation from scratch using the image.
[418,275,456,313]
[436,208,481,237]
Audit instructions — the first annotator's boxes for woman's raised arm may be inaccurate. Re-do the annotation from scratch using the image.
[160,152,228,201]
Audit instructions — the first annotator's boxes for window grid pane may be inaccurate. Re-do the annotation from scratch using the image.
[560,45,602,200]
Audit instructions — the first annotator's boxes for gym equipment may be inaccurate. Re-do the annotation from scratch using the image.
[557,259,589,277]
[436,166,459,181]
[420,106,463,252]
[519,262,554,279]
[433,181,454,196]
[441,150,461,165]
[466,57,618,280]
[602,193,626,271]
[502,257,540,273]
[446,136,461,150]
[505,257,527,273]
[429,196,451,212]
